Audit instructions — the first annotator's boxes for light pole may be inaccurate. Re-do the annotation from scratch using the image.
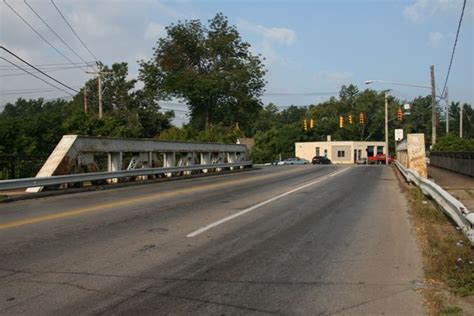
[384,90,389,166]
[365,66,438,146]
[363,83,390,165]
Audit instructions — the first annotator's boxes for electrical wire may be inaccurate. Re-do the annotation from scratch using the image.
[51,0,99,61]
[2,87,58,92]
[0,65,91,77]
[0,89,61,96]
[3,0,89,73]
[0,57,75,96]
[23,0,94,70]
[0,62,93,69]
[1,46,79,93]
[440,0,466,99]
[263,92,338,96]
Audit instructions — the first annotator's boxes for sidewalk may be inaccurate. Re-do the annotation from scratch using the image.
[428,165,474,211]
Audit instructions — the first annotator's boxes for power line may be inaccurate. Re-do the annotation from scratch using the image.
[3,0,89,73]
[0,62,93,69]
[51,0,99,61]
[1,87,58,92]
[0,57,75,96]
[23,0,94,70]
[160,107,189,113]
[441,0,466,99]
[1,86,79,92]
[0,89,61,96]
[1,46,79,93]
[263,92,338,96]
[0,65,91,77]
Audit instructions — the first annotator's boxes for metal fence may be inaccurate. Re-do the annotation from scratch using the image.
[0,155,47,180]
[430,152,474,177]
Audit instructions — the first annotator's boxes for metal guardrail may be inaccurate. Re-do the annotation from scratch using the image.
[0,162,252,191]
[395,161,474,246]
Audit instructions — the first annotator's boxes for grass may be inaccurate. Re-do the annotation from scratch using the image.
[0,195,8,202]
[397,174,473,315]
[441,305,464,315]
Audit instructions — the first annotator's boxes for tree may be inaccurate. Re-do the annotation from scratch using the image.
[0,98,70,155]
[139,13,266,133]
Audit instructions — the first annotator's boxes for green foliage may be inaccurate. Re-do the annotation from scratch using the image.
[139,13,266,133]
[432,135,474,152]
[157,123,243,144]
[0,98,69,155]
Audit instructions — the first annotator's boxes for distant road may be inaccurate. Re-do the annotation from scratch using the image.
[0,165,424,315]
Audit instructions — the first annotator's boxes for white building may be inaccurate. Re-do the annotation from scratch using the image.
[295,137,386,164]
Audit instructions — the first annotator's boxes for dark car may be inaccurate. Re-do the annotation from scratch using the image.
[312,156,332,165]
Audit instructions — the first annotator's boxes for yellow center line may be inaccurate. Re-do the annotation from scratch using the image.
[0,167,313,230]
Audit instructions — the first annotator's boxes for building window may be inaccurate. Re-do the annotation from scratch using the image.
[315,147,320,156]
[367,146,374,157]
[377,146,384,155]
[337,150,345,158]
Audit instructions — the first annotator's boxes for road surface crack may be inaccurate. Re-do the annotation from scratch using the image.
[146,290,278,314]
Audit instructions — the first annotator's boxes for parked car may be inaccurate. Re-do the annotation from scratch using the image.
[367,154,395,164]
[356,158,367,165]
[277,157,310,165]
[311,156,332,165]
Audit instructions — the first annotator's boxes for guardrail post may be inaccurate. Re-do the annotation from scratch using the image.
[201,152,211,173]
[138,152,151,180]
[107,152,122,183]
[227,152,237,170]
[184,153,194,175]
[163,152,175,177]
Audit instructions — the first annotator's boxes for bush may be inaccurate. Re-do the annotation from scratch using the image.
[432,135,474,152]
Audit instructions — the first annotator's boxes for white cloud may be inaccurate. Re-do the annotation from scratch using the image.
[403,0,466,22]
[428,31,444,47]
[237,19,296,45]
[144,22,166,40]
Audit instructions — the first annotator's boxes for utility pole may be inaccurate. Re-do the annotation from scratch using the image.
[86,61,110,119]
[460,103,463,138]
[445,86,449,135]
[430,65,437,145]
[83,85,88,114]
[98,62,103,119]
[384,91,389,166]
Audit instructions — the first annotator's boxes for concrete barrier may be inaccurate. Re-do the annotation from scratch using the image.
[430,152,474,177]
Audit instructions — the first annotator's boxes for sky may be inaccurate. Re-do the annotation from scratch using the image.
[1,0,473,126]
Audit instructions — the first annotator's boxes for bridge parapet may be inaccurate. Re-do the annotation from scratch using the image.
[26,135,248,192]
[396,133,427,178]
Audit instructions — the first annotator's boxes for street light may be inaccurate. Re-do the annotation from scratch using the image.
[361,83,391,165]
[365,67,438,146]
[364,80,431,89]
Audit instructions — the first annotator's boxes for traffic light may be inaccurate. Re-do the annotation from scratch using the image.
[359,112,365,125]
[339,116,344,128]
[310,118,314,129]
[303,119,307,131]
[348,115,353,125]
[397,108,403,122]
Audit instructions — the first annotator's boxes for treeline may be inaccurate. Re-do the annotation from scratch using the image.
[1,13,472,161]
[1,84,472,161]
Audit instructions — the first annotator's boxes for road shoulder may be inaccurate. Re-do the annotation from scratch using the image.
[394,165,474,315]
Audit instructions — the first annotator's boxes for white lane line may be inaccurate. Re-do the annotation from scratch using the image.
[186,167,350,238]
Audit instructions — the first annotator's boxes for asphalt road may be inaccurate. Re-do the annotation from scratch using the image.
[0,165,424,315]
